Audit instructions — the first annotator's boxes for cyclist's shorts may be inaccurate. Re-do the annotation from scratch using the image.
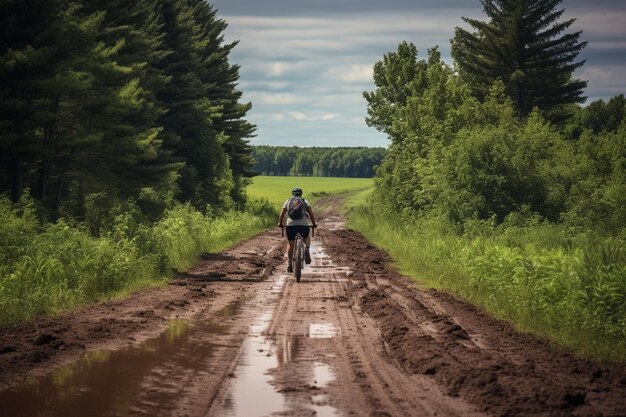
[286,225,310,241]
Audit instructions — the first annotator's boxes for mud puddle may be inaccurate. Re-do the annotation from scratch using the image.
[210,243,342,417]
[0,299,246,417]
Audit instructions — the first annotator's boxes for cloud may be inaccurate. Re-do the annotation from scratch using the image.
[245,92,310,105]
[287,111,340,121]
[238,80,291,92]
[211,0,626,147]
[323,64,373,83]
[580,65,626,89]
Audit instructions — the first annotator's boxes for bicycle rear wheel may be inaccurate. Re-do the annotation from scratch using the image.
[294,237,303,282]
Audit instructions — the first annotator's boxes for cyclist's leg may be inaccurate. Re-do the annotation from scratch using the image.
[287,239,295,259]
[301,227,312,264]
[286,227,297,272]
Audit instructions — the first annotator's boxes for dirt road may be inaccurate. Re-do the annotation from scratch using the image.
[1,203,625,416]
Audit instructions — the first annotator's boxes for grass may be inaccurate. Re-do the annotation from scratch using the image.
[347,200,626,362]
[0,198,273,326]
[247,176,374,207]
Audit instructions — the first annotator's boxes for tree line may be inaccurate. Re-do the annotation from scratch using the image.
[251,146,387,178]
[0,0,255,222]
[364,0,626,234]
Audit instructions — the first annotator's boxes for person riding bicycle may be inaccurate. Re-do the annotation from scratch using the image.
[278,187,317,273]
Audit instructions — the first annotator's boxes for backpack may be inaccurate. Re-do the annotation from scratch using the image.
[287,196,306,220]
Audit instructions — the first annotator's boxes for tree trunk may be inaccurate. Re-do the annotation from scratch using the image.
[37,159,49,202]
[38,93,61,203]
[10,158,24,203]
[54,171,66,214]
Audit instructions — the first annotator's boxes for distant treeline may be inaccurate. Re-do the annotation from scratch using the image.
[252,146,387,178]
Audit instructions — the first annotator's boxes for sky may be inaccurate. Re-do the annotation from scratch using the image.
[209,0,626,148]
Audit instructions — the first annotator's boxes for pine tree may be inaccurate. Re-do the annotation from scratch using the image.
[77,0,178,216]
[0,0,62,202]
[158,0,254,210]
[451,0,587,119]
[1,0,172,215]
[179,0,255,207]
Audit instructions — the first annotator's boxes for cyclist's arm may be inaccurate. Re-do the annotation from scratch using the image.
[278,207,287,227]
[306,206,317,227]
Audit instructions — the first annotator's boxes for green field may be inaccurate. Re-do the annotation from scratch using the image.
[247,176,374,207]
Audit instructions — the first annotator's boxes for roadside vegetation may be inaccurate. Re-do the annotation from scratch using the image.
[0,172,371,325]
[352,0,626,361]
[0,194,275,326]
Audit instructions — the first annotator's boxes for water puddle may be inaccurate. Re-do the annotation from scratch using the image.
[304,246,353,280]
[312,361,335,387]
[0,300,243,417]
[211,243,343,417]
[309,322,340,339]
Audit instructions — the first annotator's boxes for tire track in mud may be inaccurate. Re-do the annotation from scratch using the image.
[324,227,626,417]
[228,218,486,417]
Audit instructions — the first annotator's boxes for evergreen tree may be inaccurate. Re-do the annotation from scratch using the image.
[0,0,63,202]
[190,1,256,207]
[451,0,587,119]
[0,1,132,213]
[78,0,177,216]
[158,0,254,210]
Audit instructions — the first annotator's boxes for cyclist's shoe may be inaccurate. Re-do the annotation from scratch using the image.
[287,263,293,273]
[305,248,311,264]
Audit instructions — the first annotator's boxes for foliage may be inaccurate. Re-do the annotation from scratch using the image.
[361,7,626,359]
[251,146,386,178]
[0,0,255,217]
[0,194,274,325]
[348,203,626,361]
[451,0,587,120]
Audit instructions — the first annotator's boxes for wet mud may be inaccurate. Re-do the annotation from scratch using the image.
[1,200,625,417]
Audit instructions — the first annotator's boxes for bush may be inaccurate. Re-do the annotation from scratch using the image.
[0,195,277,326]
[349,202,626,361]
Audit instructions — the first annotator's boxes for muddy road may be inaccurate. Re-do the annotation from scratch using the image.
[1,203,625,417]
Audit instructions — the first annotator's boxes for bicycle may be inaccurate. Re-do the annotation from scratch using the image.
[281,225,316,282]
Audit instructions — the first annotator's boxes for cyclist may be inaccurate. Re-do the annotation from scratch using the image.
[278,187,317,272]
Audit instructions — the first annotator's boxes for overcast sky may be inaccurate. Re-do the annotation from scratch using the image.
[210,0,626,147]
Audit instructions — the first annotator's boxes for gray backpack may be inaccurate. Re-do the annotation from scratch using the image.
[287,197,305,220]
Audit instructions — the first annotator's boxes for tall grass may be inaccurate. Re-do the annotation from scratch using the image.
[348,203,626,361]
[0,197,275,326]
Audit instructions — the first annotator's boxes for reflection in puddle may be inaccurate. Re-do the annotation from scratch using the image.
[311,394,340,416]
[220,336,286,417]
[309,322,339,338]
[0,302,243,417]
[312,361,335,388]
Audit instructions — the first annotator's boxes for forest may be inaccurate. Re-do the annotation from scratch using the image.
[1,0,255,218]
[251,146,386,178]
[0,0,274,324]
[355,0,626,359]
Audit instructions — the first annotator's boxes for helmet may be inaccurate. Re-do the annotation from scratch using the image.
[291,187,303,196]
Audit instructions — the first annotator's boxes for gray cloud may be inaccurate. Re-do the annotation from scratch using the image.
[212,0,626,146]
